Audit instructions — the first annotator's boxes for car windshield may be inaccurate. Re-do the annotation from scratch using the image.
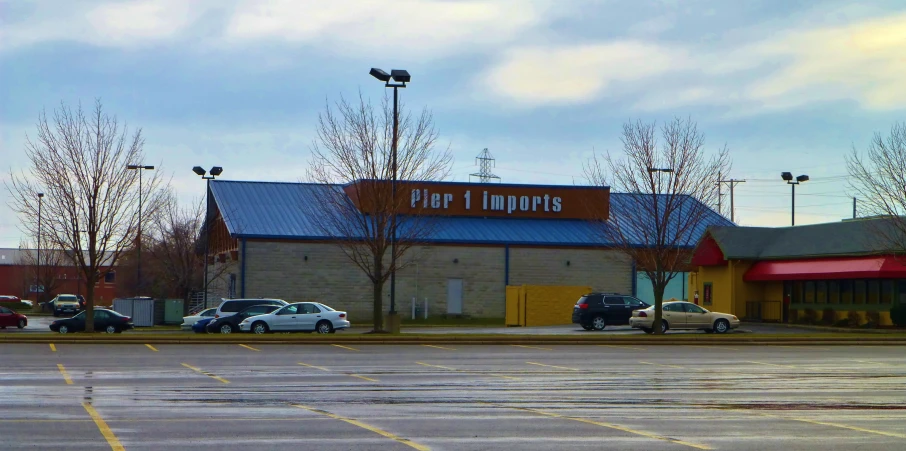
[70,311,85,320]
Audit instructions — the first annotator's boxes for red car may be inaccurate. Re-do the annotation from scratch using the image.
[0,305,27,329]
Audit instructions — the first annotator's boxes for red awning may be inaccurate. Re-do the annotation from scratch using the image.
[744,256,906,281]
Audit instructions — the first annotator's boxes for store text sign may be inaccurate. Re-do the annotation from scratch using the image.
[344,181,609,220]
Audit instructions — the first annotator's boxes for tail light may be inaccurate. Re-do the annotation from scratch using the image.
[214,314,220,318]
[123,317,131,322]
[339,313,346,318]
[638,311,647,317]
[579,304,589,309]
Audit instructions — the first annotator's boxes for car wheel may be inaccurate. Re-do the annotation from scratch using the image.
[660,320,669,334]
[581,324,594,331]
[591,316,606,331]
[252,321,269,334]
[219,324,234,334]
[713,319,730,334]
[104,325,117,334]
[641,327,653,334]
[59,325,69,334]
[17,319,25,329]
[316,320,333,334]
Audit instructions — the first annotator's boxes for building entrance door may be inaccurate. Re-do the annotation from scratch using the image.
[447,278,463,315]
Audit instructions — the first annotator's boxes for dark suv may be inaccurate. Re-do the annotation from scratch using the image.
[572,293,650,331]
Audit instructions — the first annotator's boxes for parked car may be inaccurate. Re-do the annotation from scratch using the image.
[214,298,287,318]
[0,295,21,303]
[192,317,216,334]
[0,305,27,329]
[207,304,281,334]
[49,308,134,334]
[181,308,217,330]
[239,302,349,334]
[572,293,650,330]
[629,301,740,334]
[53,299,81,317]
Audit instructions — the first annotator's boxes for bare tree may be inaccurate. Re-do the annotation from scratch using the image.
[14,241,69,304]
[585,117,730,334]
[5,100,163,332]
[847,122,906,251]
[306,93,452,332]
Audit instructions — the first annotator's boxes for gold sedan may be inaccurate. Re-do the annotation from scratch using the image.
[628,301,740,334]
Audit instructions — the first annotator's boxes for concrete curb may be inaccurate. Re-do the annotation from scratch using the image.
[742,322,904,334]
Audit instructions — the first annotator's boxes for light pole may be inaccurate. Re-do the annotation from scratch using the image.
[37,192,44,304]
[193,166,223,308]
[370,67,410,330]
[127,164,155,295]
[781,172,809,226]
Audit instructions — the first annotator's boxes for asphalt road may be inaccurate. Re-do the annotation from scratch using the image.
[2,344,905,450]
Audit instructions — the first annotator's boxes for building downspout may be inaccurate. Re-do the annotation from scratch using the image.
[240,238,247,298]
[631,259,637,297]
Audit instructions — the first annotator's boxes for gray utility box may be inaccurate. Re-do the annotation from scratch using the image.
[112,297,155,327]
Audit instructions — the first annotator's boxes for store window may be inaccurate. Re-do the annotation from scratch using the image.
[854,280,866,304]
[881,280,894,304]
[828,281,840,304]
[898,280,906,304]
[804,281,815,303]
[816,281,827,304]
[791,281,803,303]
[867,280,880,304]
[840,280,853,304]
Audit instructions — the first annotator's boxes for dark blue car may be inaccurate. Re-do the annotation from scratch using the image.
[192,317,215,334]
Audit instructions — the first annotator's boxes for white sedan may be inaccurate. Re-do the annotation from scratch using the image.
[181,308,217,330]
[239,302,350,334]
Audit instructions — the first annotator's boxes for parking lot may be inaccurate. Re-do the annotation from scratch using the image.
[1,343,905,450]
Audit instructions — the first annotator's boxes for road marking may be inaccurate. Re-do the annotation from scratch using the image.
[599,344,646,351]
[686,345,740,351]
[332,344,359,352]
[238,344,260,352]
[49,343,56,352]
[293,404,429,450]
[510,344,553,351]
[639,361,694,370]
[760,413,906,439]
[145,344,158,352]
[181,363,230,384]
[57,364,73,385]
[855,359,890,366]
[350,374,378,382]
[82,402,125,451]
[298,362,330,372]
[526,361,580,371]
[746,360,796,368]
[495,404,710,450]
[416,361,520,380]
[422,344,456,351]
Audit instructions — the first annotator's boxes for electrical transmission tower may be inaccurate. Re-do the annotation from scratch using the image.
[469,148,501,183]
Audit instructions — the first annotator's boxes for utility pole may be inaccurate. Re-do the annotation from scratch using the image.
[717,177,746,223]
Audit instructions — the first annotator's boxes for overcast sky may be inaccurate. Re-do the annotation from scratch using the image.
[2,0,905,247]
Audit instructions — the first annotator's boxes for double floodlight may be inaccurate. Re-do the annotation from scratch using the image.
[370,68,411,85]
[127,164,155,170]
[781,172,809,183]
[193,166,223,178]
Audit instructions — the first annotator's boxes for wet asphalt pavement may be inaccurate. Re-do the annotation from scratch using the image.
[1,343,905,450]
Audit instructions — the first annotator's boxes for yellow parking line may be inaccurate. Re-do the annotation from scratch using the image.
[746,360,795,368]
[758,413,906,439]
[422,344,456,351]
[238,344,260,352]
[57,364,73,385]
[332,344,359,352]
[181,363,230,384]
[350,374,378,382]
[293,404,429,450]
[416,361,520,380]
[599,344,646,351]
[298,362,330,372]
[855,360,890,366]
[510,344,553,351]
[502,405,710,450]
[82,402,125,451]
[49,343,56,352]
[145,344,158,352]
[526,361,579,371]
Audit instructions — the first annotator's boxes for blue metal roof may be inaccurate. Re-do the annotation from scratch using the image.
[210,180,734,247]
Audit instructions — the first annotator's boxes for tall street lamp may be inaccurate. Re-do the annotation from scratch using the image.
[127,164,155,295]
[37,192,44,304]
[781,172,809,226]
[370,67,409,330]
[193,166,223,308]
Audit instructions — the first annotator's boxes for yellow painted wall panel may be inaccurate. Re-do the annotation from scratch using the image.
[520,285,592,327]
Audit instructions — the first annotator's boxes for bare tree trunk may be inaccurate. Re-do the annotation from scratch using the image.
[372,277,385,332]
[652,282,665,335]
